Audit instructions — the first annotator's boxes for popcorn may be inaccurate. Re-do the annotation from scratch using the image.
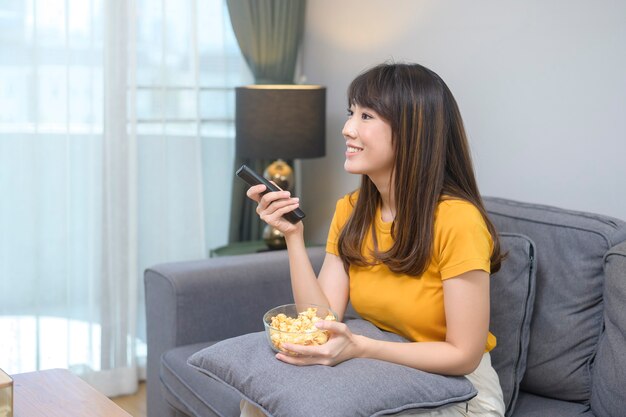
[268,307,336,353]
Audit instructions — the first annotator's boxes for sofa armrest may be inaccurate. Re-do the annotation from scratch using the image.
[144,246,325,417]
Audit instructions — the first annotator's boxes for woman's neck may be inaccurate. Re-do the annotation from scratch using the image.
[369,175,396,222]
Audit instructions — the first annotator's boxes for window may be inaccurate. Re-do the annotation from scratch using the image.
[0,0,250,390]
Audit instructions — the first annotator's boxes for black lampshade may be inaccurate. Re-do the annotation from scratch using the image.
[235,85,326,160]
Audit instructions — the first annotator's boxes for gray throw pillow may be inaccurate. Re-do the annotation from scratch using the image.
[489,233,537,416]
[188,319,476,417]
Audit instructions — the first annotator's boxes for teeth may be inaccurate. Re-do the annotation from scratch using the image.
[347,146,362,153]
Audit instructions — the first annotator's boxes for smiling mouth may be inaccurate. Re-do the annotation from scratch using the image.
[346,146,363,154]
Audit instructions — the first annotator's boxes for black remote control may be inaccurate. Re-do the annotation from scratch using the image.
[236,165,306,224]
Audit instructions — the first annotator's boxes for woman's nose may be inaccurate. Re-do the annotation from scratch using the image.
[342,120,356,138]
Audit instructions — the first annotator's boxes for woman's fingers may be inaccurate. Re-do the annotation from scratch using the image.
[259,190,292,207]
[280,343,319,357]
[246,185,301,232]
[250,188,290,209]
[259,202,300,227]
[245,184,267,202]
[258,198,299,215]
[275,345,330,366]
[256,192,298,216]
[275,352,313,366]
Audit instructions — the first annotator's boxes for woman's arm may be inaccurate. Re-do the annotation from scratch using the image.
[283,234,350,319]
[279,269,490,376]
[248,184,350,319]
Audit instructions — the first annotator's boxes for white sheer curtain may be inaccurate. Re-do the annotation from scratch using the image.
[0,0,251,396]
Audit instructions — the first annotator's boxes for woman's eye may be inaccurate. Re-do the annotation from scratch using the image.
[361,113,372,120]
[347,109,354,117]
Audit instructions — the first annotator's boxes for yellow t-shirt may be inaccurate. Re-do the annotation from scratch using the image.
[326,192,497,352]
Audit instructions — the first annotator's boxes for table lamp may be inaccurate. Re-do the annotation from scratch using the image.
[235,85,326,249]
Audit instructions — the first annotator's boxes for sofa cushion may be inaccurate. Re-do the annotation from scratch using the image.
[511,392,593,417]
[591,240,626,417]
[188,319,477,417]
[161,342,242,417]
[485,197,626,402]
[489,233,536,416]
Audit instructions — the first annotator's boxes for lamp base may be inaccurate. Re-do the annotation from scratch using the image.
[263,224,287,250]
[261,159,294,250]
[263,159,294,191]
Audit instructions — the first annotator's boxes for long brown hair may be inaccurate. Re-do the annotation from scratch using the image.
[338,63,504,276]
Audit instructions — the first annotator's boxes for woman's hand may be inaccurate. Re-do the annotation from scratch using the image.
[247,184,302,236]
[275,320,363,366]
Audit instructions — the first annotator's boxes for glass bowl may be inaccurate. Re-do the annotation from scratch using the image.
[263,303,337,354]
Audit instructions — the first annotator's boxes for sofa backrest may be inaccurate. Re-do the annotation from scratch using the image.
[484,197,626,403]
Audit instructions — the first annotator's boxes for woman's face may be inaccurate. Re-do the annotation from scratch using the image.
[342,104,395,181]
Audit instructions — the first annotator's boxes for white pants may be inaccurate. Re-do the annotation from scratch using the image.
[240,352,505,417]
[394,352,505,416]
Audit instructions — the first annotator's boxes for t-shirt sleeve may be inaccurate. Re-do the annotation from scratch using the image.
[436,202,493,280]
[325,194,354,256]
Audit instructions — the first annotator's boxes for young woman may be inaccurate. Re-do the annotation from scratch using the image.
[242,62,506,416]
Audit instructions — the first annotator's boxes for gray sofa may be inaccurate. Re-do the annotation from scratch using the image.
[145,197,626,417]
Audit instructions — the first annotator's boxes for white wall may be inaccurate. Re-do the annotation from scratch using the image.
[299,0,626,244]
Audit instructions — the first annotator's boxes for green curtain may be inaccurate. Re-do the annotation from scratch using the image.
[226,0,306,84]
[227,0,307,242]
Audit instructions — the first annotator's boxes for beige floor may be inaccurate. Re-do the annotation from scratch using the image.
[111,382,147,417]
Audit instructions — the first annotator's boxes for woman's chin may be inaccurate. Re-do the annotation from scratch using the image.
[343,161,362,175]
